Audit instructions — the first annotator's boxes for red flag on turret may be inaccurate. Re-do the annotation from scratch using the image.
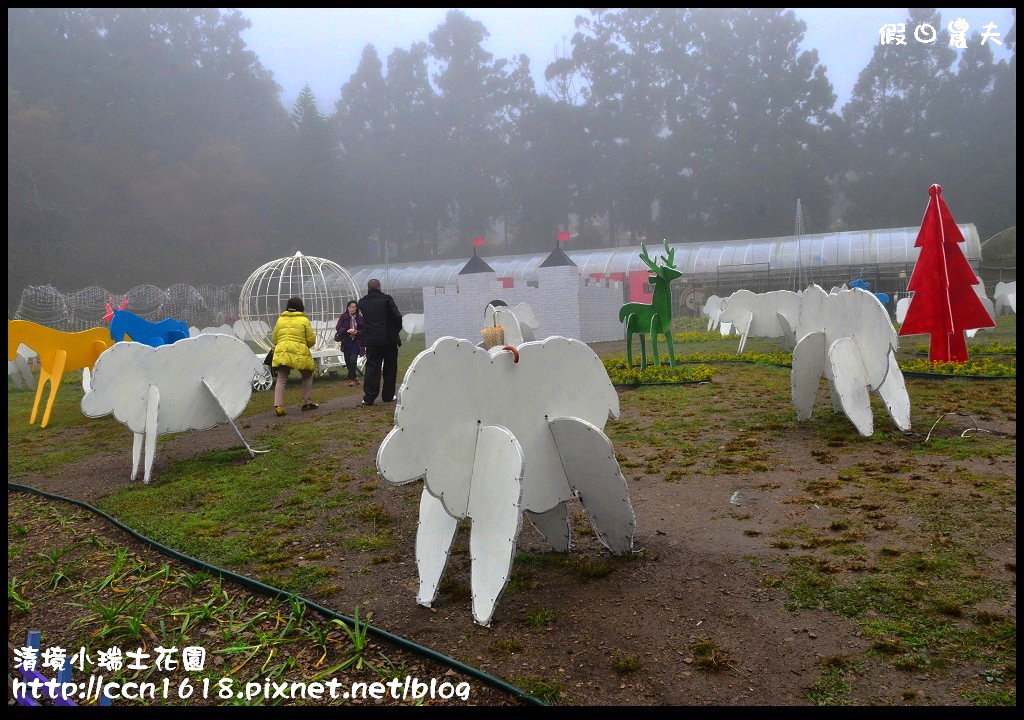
[899,184,994,362]
[557,231,570,243]
[472,236,485,247]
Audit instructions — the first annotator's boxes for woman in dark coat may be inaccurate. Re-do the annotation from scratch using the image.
[335,300,365,386]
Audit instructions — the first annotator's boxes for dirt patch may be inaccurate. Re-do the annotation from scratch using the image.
[8,341,1017,706]
[7,492,520,707]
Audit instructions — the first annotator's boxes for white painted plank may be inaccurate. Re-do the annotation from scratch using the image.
[549,416,635,555]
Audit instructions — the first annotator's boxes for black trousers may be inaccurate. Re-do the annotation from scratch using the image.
[363,344,399,403]
[343,348,360,380]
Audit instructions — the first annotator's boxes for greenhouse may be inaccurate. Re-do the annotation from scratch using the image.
[350,224,984,313]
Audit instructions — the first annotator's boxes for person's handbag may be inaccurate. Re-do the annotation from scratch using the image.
[263,348,274,366]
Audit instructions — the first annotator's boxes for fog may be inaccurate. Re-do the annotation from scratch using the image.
[7,8,1016,310]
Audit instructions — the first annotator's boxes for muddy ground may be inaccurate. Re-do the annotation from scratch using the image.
[8,333,1017,706]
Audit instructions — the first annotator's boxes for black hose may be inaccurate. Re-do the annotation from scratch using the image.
[7,482,545,706]
[902,372,1015,381]
[612,380,711,388]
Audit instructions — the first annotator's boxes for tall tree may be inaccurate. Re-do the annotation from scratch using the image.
[279,84,341,257]
[336,46,391,261]
[382,43,444,259]
[7,8,288,301]
[569,8,671,246]
[841,8,957,232]
[930,27,1016,241]
[428,10,521,247]
[678,9,838,240]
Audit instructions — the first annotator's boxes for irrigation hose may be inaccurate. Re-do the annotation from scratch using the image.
[7,482,545,706]
[900,372,1015,381]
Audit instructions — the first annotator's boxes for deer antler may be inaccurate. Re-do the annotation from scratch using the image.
[119,295,128,310]
[639,243,660,273]
[661,239,676,269]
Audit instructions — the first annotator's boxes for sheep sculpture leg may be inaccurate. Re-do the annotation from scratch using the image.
[414,425,525,627]
[131,432,144,481]
[549,417,635,554]
[525,504,570,553]
[875,351,911,431]
[736,312,753,355]
[466,425,524,626]
[415,490,459,609]
[827,337,873,436]
[791,331,826,422]
[11,354,35,390]
[143,385,160,484]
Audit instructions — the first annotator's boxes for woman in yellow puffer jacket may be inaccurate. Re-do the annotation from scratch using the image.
[271,297,318,416]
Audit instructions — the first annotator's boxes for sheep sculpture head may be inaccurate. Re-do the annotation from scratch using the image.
[377,335,636,625]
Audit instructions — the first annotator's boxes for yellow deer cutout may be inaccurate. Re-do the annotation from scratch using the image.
[7,320,113,428]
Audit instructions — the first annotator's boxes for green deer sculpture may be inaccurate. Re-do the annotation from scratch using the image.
[618,240,683,370]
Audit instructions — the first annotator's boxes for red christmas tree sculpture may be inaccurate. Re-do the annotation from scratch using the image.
[899,184,994,362]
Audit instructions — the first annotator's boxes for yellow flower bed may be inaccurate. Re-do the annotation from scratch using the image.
[603,349,1016,380]
[899,357,1016,377]
[914,341,1015,356]
[602,356,716,385]
[670,331,727,343]
[673,350,793,367]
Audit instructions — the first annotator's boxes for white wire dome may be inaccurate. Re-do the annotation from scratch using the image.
[239,252,359,352]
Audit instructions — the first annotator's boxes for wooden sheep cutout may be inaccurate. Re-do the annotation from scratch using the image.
[401,313,426,343]
[791,287,910,436]
[702,294,724,332]
[619,240,682,369]
[484,302,539,345]
[994,281,1016,316]
[81,334,266,484]
[8,320,113,428]
[8,344,36,391]
[719,289,803,354]
[377,336,635,626]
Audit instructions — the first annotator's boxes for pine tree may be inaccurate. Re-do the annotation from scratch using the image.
[899,185,994,362]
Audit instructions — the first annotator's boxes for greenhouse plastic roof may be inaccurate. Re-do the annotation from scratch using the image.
[350,224,981,291]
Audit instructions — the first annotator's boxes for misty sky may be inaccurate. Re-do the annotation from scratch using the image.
[238,7,1015,112]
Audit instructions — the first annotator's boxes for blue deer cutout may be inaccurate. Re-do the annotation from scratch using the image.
[108,310,189,347]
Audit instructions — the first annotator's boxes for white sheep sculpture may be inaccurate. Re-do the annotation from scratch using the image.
[791,286,910,436]
[81,334,264,484]
[376,336,635,626]
[718,289,803,353]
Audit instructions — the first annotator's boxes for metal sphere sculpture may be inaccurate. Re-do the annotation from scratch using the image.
[239,252,359,352]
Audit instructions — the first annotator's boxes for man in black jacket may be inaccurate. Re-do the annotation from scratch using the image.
[357,278,403,405]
